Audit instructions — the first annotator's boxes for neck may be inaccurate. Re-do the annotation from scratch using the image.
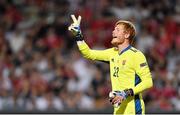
[117,42,130,53]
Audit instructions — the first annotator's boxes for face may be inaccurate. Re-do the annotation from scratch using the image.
[111,24,129,46]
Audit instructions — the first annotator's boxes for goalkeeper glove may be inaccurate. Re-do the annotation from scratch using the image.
[109,89,134,107]
[68,14,83,41]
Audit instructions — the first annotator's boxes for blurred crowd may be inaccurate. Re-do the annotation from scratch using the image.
[0,0,180,112]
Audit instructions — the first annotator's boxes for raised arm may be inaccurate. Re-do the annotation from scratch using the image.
[68,14,112,61]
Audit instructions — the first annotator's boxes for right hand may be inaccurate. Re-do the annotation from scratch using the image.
[68,14,82,36]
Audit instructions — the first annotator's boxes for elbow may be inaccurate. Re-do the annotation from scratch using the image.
[79,50,90,59]
[81,50,94,60]
[83,54,92,60]
[150,78,153,88]
[147,78,153,89]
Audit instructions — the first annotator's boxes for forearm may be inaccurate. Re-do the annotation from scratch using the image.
[77,40,111,61]
[77,41,96,60]
[132,77,153,95]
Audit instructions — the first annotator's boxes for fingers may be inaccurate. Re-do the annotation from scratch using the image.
[111,96,124,105]
[109,97,113,103]
[69,15,81,34]
[77,16,81,24]
[68,25,72,31]
[71,15,77,23]
[68,24,75,31]
[113,99,121,105]
[71,15,81,24]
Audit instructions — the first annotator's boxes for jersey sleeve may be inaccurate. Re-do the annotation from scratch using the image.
[132,51,153,95]
[77,41,112,61]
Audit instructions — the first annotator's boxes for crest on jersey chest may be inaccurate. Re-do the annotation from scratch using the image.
[111,58,127,65]
[122,60,126,65]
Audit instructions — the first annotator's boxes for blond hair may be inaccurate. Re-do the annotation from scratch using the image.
[115,20,136,44]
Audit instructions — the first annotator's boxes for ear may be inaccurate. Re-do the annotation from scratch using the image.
[124,33,130,39]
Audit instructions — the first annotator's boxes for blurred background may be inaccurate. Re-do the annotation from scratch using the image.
[0,0,180,113]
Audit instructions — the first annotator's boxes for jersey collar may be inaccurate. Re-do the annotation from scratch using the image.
[119,45,132,55]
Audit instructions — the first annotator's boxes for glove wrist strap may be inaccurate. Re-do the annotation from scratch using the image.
[75,32,83,41]
[124,88,134,97]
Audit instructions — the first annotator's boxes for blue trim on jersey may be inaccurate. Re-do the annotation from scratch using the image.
[135,74,141,86]
[119,45,132,55]
[135,74,142,114]
[135,95,142,114]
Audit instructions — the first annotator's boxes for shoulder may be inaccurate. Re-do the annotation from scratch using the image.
[130,47,146,58]
[129,47,138,53]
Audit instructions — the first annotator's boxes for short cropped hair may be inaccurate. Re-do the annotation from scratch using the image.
[115,20,136,44]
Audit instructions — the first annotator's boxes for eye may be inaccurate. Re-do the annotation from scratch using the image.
[115,28,119,31]
[117,29,119,31]
[114,27,119,31]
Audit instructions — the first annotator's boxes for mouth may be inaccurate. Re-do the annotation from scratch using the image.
[113,36,117,39]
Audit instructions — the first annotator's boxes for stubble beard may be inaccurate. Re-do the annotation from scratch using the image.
[111,38,123,47]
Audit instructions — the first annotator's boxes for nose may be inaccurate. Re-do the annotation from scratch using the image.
[112,30,115,35]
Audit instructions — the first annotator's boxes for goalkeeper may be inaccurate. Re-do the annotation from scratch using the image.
[68,15,153,114]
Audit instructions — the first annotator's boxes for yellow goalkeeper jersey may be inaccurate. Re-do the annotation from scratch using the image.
[77,41,153,114]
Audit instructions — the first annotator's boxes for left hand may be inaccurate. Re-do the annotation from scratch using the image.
[109,89,134,107]
[111,94,125,105]
[109,91,128,107]
[111,91,127,104]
